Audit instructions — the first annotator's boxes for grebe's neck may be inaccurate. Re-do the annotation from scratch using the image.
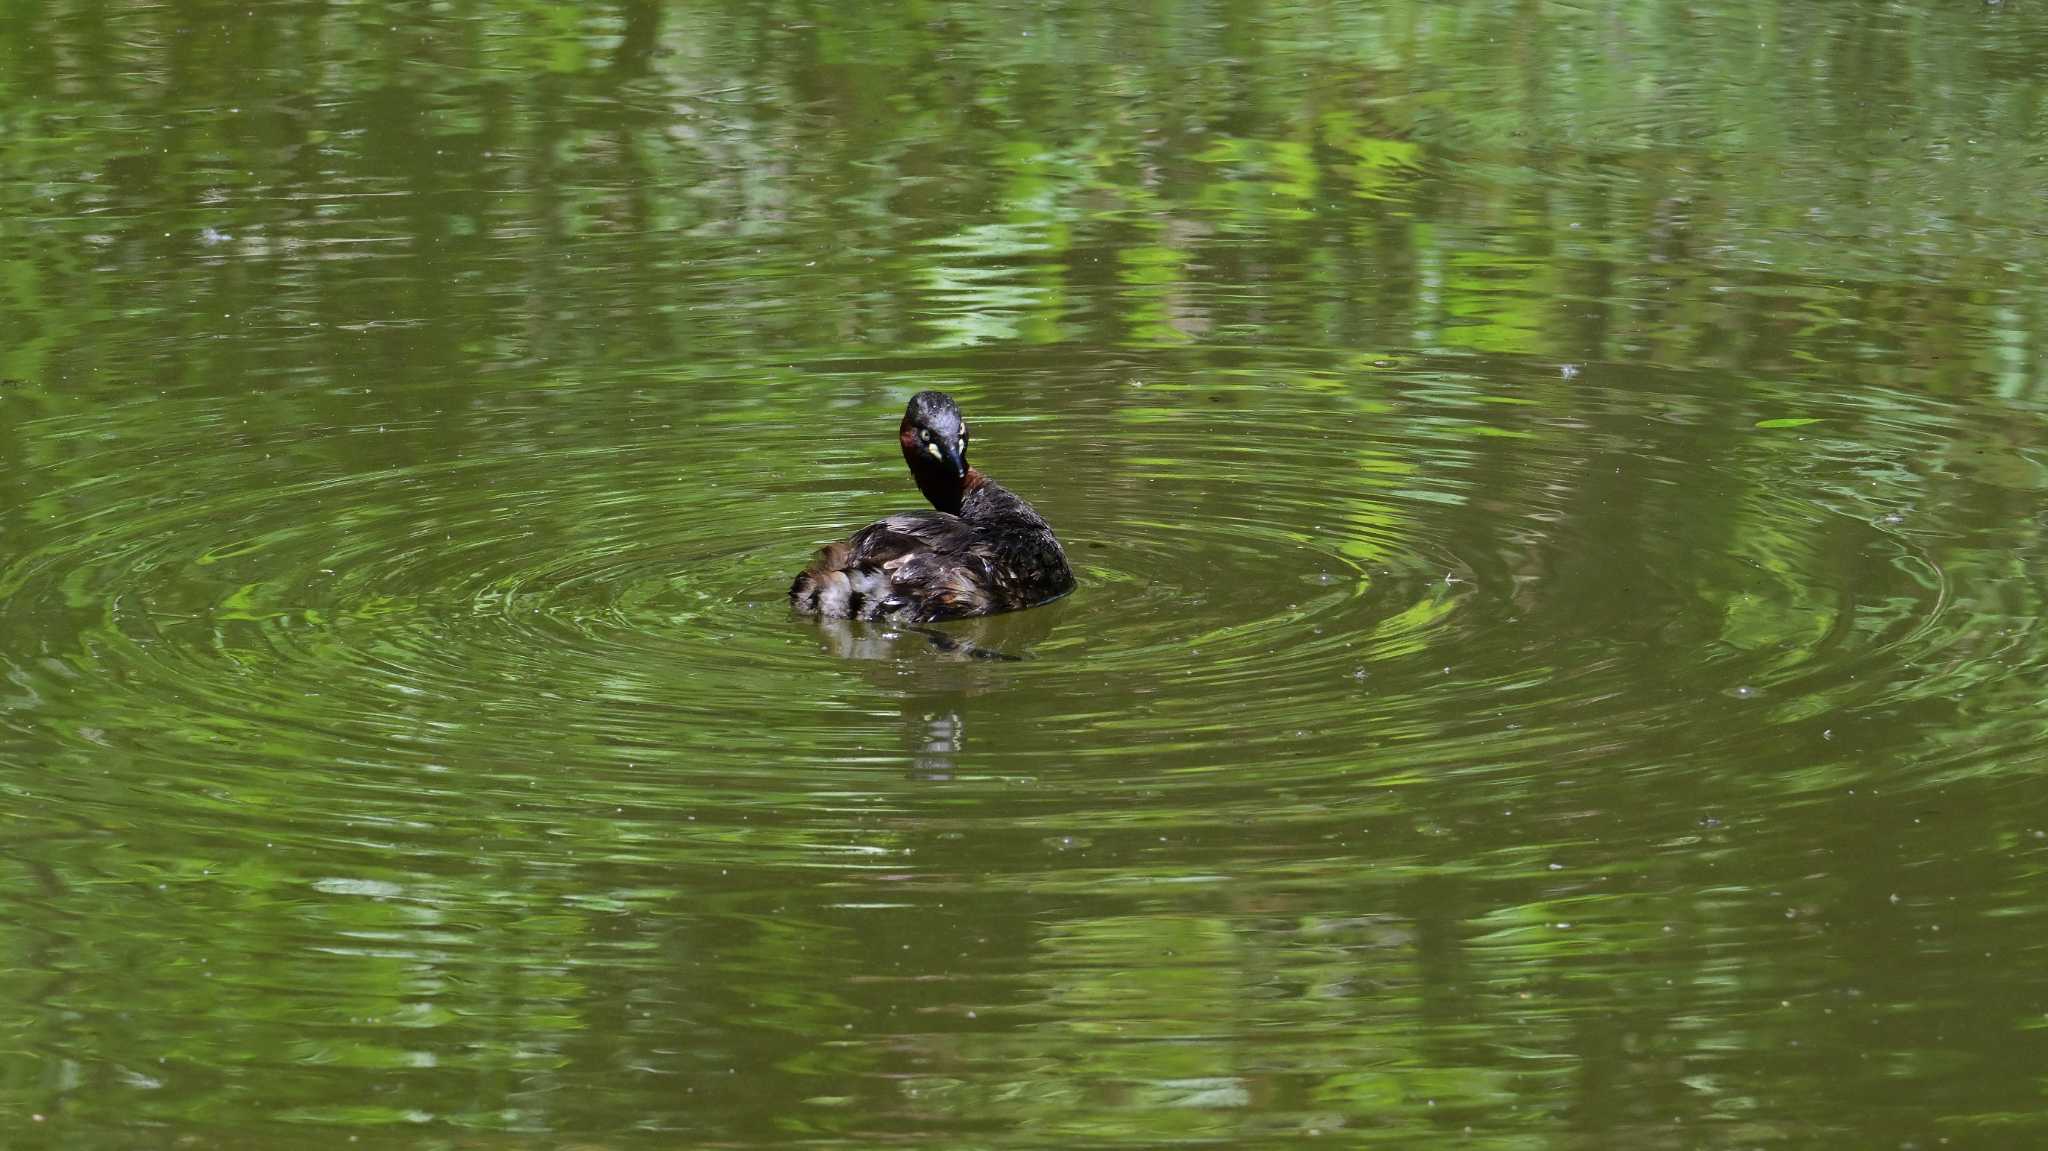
[912,467,959,515]
[902,443,980,513]
[918,467,987,515]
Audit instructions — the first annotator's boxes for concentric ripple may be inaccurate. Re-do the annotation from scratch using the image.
[2,357,1992,840]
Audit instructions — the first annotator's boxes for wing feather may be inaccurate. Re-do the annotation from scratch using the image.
[793,512,994,621]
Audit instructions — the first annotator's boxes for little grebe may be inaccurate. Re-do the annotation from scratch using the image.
[790,391,1075,622]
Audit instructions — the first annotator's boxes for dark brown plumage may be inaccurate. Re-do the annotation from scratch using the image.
[791,391,1075,623]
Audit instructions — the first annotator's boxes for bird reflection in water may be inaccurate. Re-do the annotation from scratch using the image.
[803,599,1069,781]
[912,710,964,781]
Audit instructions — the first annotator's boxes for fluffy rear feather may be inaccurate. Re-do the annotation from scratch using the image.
[790,513,996,623]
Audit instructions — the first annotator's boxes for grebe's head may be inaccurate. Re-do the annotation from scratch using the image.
[899,390,972,513]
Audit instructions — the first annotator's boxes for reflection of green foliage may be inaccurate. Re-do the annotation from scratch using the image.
[1192,137,1318,222]
[0,0,2036,382]
[1321,109,1426,203]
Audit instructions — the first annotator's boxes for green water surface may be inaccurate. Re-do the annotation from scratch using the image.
[4,2,2048,1147]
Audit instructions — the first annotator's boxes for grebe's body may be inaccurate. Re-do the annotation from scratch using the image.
[791,392,1074,623]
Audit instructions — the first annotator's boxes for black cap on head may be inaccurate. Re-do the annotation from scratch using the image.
[905,390,963,437]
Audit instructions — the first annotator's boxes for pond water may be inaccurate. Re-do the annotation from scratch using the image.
[4,2,2048,1147]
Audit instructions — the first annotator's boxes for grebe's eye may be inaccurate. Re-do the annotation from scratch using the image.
[920,429,933,443]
